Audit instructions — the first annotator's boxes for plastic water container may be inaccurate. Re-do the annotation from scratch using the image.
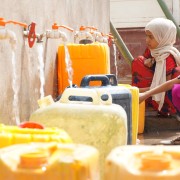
[57,43,110,94]
[105,145,180,180]
[118,84,139,144]
[138,101,145,134]
[80,74,132,144]
[108,74,145,135]
[106,73,140,142]
[0,142,99,180]
[0,123,72,148]
[29,88,127,177]
[118,86,145,135]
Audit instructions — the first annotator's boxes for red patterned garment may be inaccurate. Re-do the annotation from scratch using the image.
[132,48,180,116]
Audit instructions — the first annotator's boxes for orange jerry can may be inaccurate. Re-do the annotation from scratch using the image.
[57,43,110,94]
[0,142,99,180]
[105,145,180,180]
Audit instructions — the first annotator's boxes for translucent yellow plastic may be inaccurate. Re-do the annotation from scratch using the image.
[118,84,139,144]
[105,145,180,180]
[0,124,72,148]
[57,43,110,94]
[0,142,99,180]
[138,101,145,134]
[30,88,127,178]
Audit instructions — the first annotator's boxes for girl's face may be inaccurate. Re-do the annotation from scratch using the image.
[145,30,159,49]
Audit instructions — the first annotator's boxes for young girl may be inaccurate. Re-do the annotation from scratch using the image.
[132,18,180,116]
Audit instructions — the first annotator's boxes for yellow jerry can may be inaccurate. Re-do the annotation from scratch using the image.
[0,123,72,148]
[118,84,139,144]
[105,145,180,180]
[0,142,99,180]
[138,101,145,134]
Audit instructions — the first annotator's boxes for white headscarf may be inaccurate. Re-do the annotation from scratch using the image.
[145,18,180,110]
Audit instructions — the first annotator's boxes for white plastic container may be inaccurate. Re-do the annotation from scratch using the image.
[29,88,127,177]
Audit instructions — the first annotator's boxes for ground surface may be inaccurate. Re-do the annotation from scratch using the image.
[138,110,180,145]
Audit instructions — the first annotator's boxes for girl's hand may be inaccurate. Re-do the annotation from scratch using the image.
[139,92,148,103]
[139,92,150,104]
[144,58,155,68]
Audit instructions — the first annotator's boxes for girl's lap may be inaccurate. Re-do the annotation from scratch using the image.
[132,57,179,116]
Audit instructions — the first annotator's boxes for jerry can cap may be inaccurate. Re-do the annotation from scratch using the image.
[19,150,49,168]
[140,152,171,171]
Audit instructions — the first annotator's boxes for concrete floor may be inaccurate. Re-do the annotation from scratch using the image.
[138,130,180,145]
[137,111,180,145]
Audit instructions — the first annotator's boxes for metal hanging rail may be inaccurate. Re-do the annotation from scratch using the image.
[157,0,180,38]
[110,21,134,66]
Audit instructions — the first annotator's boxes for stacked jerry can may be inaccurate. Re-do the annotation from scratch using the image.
[79,74,132,144]
[105,145,180,180]
[29,88,128,177]
[106,74,145,141]
[0,142,100,180]
[57,43,110,94]
[106,74,145,140]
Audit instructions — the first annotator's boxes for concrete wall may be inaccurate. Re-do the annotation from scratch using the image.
[110,0,180,28]
[0,0,110,125]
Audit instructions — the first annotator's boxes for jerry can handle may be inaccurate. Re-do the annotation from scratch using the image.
[105,74,118,86]
[59,88,112,105]
[80,74,110,87]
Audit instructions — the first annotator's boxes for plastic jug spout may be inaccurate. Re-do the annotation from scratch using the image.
[107,33,114,46]
[37,23,73,43]
[79,25,97,31]
[0,28,17,49]
[92,31,114,45]
[52,23,74,32]
[74,25,97,44]
[0,17,29,48]
[50,23,73,42]
[0,17,27,28]
[46,29,68,42]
